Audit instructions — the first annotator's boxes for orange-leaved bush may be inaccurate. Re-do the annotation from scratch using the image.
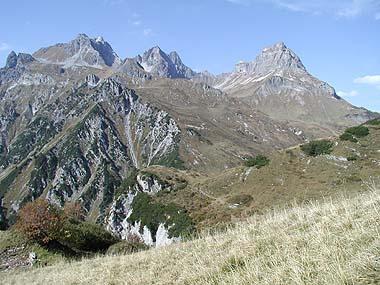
[15,199,63,245]
[63,202,86,222]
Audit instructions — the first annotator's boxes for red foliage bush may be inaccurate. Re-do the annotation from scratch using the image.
[15,199,63,245]
[63,202,86,222]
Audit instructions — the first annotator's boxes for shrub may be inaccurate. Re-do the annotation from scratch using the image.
[340,126,369,143]
[0,204,7,230]
[339,132,358,143]
[15,199,118,253]
[244,155,270,168]
[347,155,358,161]
[63,202,85,222]
[365,118,380,125]
[227,194,253,206]
[300,140,333,157]
[60,221,118,252]
[106,234,148,255]
[15,199,63,245]
[345,126,369,138]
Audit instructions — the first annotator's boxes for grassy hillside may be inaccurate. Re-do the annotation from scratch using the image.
[1,179,379,284]
[146,120,380,230]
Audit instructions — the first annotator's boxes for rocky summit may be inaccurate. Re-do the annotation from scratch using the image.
[0,34,378,249]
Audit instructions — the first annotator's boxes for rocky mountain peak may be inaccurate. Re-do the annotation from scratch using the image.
[233,42,306,76]
[140,46,168,64]
[251,42,306,75]
[168,51,180,62]
[5,51,35,69]
[137,46,195,78]
[5,51,17,68]
[33,33,122,68]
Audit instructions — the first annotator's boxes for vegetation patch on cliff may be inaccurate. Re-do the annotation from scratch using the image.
[127,192,193,239]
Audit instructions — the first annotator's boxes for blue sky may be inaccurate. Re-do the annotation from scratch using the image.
[0,0,379,111]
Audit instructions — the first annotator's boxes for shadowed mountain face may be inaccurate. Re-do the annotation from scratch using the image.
[0,35,378,246]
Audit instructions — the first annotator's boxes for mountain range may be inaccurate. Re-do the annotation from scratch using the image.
[0,33,378,247]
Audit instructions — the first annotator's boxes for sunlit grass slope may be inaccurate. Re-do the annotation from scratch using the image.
[2,179,380,284]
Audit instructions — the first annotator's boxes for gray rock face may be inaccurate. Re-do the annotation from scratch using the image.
[85,74,100,87]
[5,52,17,69]
[168,51,196,78]
[33,34,122,69]
[5,52,34,69]
[137,46,195,78]
[118,58,152,79]
[244,42,306,75]
[0,198,6,230]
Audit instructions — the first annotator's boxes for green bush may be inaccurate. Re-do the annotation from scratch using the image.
[60,220,118,253]
[300,140,334,157]
[347,155,358,161]
[244,155,270,168]
[227,194,253,206]
[365,118,380,125]
[0,204,7,230]
[340,125,369,143]
[107,238,148,255]
[345,126,369,138]
[339,132,357,143]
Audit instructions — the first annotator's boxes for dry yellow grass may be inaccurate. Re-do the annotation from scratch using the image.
[2,179,380,285]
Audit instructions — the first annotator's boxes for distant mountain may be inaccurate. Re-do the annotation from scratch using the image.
[33,34,122,68]
[136,46,195,78]
[193,42,376,134]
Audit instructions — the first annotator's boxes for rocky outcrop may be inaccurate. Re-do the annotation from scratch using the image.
[85,74,100,87]
[5,52,35,69]
[0,198,6,230]
[106,172,181,247]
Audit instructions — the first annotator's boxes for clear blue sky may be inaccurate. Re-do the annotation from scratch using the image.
[0,0,379,111]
